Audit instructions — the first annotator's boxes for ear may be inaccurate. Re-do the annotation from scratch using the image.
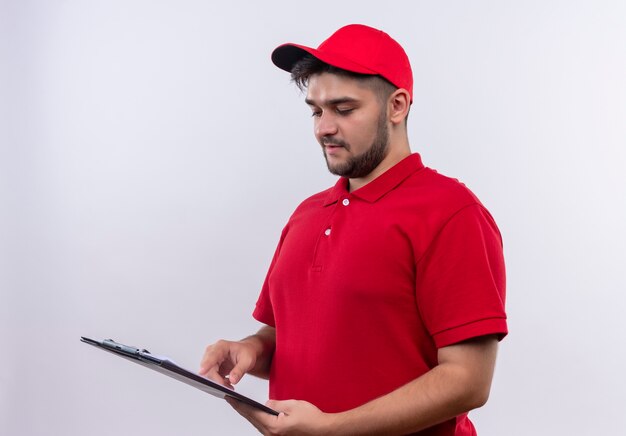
[388,89,411,125]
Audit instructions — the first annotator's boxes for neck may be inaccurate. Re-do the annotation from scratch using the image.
[348,141,411,192]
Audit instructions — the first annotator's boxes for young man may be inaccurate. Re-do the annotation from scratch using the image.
[200,24,507,435]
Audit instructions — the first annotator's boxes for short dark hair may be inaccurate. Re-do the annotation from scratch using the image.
[290,55,398,105]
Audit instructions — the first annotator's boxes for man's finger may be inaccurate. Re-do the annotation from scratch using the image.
[199,347,224,375]
[266,399,294,411]
[227,369,243,385]
[228,351,255,385]
[206,367,233,389]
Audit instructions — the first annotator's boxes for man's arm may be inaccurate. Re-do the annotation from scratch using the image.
[228,335,499,435]
[330,335,499,434]
[199,325,276,387]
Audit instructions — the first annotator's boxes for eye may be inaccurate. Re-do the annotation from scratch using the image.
[310,109,322,118]
[336,107,354,116]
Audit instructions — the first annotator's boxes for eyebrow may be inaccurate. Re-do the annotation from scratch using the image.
[305,96,360,106]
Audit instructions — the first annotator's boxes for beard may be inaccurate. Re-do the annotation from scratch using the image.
[322,109,389,179]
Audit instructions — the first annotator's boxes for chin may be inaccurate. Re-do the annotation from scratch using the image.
[326,163,351,177]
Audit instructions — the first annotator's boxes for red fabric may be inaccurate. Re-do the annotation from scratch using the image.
[253,153,507,435]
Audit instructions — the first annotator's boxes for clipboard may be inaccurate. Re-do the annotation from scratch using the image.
[81,336,279,416]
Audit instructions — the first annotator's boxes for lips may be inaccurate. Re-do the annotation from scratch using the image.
[324,145,345,157]
[322,137,349,151]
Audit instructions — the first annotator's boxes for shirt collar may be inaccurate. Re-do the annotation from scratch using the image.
[323,153,425,206]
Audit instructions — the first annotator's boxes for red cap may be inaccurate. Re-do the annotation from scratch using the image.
[271,24,413,101]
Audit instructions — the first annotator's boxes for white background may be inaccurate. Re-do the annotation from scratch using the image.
[1,1,625,435]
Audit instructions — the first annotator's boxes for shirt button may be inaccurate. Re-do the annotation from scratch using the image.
[342,198,350,206]
[324,228,331,236]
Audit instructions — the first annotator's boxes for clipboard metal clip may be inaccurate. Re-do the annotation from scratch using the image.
[102,338,151,356]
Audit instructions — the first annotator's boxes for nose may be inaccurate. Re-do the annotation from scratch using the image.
[315,112,338,138]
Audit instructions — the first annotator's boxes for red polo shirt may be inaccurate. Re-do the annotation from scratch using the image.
[253,153,507,435]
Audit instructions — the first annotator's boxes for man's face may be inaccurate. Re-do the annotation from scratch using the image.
[305,73,389,179]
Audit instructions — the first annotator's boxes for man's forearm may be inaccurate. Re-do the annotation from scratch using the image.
[328,336,498,435]
[241,325,276,379]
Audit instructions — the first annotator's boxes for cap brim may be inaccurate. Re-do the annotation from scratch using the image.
[271,43,378,76]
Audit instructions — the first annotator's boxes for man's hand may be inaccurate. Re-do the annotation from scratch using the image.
[199,326,276,388]
[226,397,333,436]
[227,335,499,435]
[199,339,258,388]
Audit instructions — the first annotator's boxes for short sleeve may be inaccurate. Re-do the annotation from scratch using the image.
[415,204,508,348]
[252,225,290,327]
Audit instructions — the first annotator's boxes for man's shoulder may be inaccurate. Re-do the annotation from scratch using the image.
[303,185,335,203]
[403,166,482,209]
[289,186,334,216]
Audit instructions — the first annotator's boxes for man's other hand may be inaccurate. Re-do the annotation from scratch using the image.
[226,397,333,436]
[199,339,258,388]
